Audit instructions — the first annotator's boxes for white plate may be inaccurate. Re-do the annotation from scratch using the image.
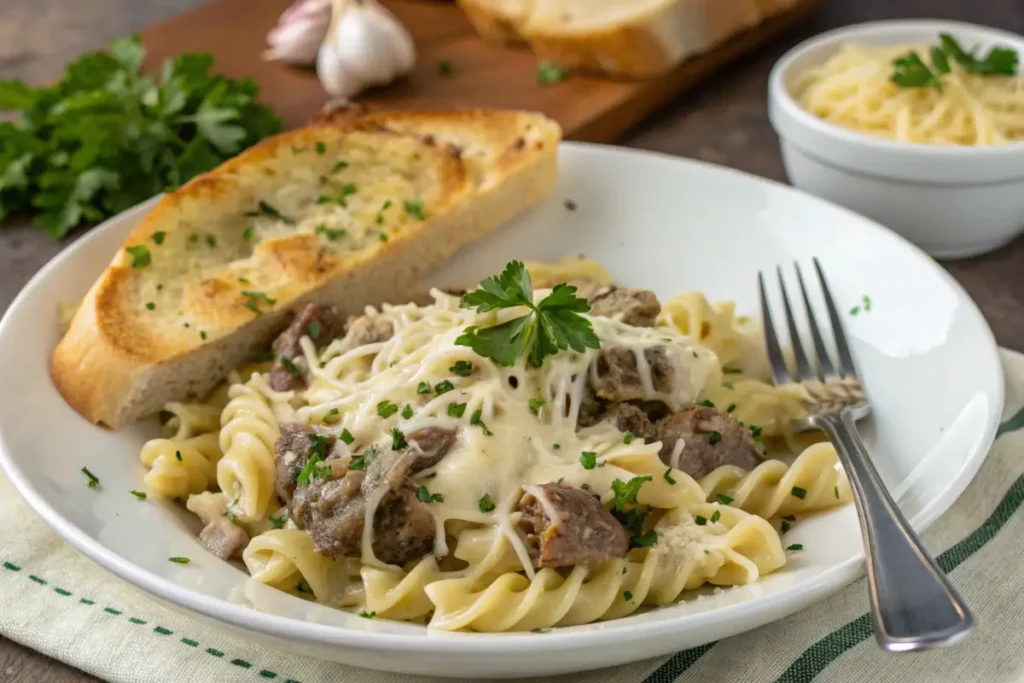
[0,144,1003,679]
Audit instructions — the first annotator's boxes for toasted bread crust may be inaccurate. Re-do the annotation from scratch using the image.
[52,109,561,427]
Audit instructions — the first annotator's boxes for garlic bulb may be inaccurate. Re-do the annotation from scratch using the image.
[316,0,416,100]
[263,0,332,65]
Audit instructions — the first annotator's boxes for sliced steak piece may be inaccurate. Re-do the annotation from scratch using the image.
[274,424,336,502]
[587,287,661,327]
[605,403,658,442]
[405,427,458,473]
[516,483,629,568]
[590,346,680,403]
[657,406,761,479]
[335,314,394,354]
[270,304,347,391]
[198,517,250,560]
[290,444,437,565]
[576,389,605,428]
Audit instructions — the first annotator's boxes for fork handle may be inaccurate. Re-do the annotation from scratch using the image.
[817,412,974,651]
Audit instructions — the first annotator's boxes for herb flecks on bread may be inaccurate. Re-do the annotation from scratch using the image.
[51,109,562,428]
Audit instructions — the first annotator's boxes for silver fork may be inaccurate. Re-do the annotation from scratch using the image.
[758,258,974,652]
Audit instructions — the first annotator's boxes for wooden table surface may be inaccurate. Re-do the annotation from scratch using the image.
[1,0,1023,680]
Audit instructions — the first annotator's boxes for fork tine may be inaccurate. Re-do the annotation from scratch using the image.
[795,262,838,380]
[777,267,814,382]
[813,257,858,378]
[758,271,792,385]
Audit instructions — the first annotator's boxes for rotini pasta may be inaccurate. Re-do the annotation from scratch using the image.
[217,375,282,523]
[142,258,851,631]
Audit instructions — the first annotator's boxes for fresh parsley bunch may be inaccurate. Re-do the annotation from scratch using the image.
[0,35,282,237]
[891,33,1019,91]
[455,261,601,367]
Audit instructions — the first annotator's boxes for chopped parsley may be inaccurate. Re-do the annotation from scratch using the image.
[296,579,312,593]
[580,451,598,470]
[623,432,634,445]
[786,544,804,552]
[791,486,807,500]
[279,356,300,377]
[435,380,455,395]
[750,425,762,439]
[332,160,349,173]
[781,520,792,533]
[438,60,454,75]
[478,494,496,513]
[125,245,151,268]
[563,199,577,211]
[307,321,322,338]
[716,493,733,505]
[315,141,326,155]
[450,360,473,377]
[349,445,375,471]
[145,302,155,311]
[663,468,676,485]
[699,399,715,408]
[296,454,330,486]
[378,232,388,242]
[528,397,546,415]
[417,381,432,395]
[206,234,217,248]
[403,199,426,220]
[470,409,493,436]
[834,485,840,499]
[151,231,166,245]
[553,444,560,450]
[358,610,376,619]
[416,486,444,503]
[175,450,183,462]
[695,515,708,526]
[339,428,354,445]
[168,557,190,564]
[242,226,254,241]
[710,510,721,523]
[377,400,399,418]
[199,331,207,340]
[269,512,288,529]
[623,591,633,601]
[129,490,147,500]
[391,427,408,449]
[82,466,99,489]
[456,261,600,368]
[708,431,722,445]
[447,402,467,418]
[611,476,653,512]
[401,404,413,419]
[723,367,743,374]
[537,61,569,85]
[726,404,737,413]
[188,233,199,243]
[315,223,346,241]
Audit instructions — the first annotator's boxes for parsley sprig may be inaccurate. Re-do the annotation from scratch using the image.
[455,261,600,367]
[891,33,1019,91]
[0,35,281,237]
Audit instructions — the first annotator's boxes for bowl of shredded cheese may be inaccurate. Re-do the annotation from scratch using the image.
[768,20,1024,259]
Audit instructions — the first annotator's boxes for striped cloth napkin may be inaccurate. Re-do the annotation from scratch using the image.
[2,349,1022,683]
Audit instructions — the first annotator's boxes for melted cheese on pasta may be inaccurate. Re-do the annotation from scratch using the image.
[280,290,716,573]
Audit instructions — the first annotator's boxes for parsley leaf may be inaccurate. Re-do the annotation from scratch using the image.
[456,261,600,367]
[416,486,444,503]
[296,454,330,486]
[537,61,570,85]
[478,494,496,512]
[0,35,281,237]
[611,475,653,512]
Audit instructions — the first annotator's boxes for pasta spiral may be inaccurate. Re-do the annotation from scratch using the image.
[424,504,784,631]
[216,376,281,522]
[243,529,363,607]
[140,433,222,498]
[699,442,852,518]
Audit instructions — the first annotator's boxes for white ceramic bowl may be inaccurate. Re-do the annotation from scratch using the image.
[768,20,1024,260]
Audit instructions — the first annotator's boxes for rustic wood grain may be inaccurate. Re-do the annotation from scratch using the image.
[138,0,825,141]
[1,0,1024,680]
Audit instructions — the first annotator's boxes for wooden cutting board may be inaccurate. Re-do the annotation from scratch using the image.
[141,0,823,141]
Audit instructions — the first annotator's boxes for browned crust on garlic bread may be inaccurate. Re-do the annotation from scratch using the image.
[51,109,562,427]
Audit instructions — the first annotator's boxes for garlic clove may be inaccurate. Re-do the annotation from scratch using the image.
[362,0,416,74]
[263,0,332,65]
